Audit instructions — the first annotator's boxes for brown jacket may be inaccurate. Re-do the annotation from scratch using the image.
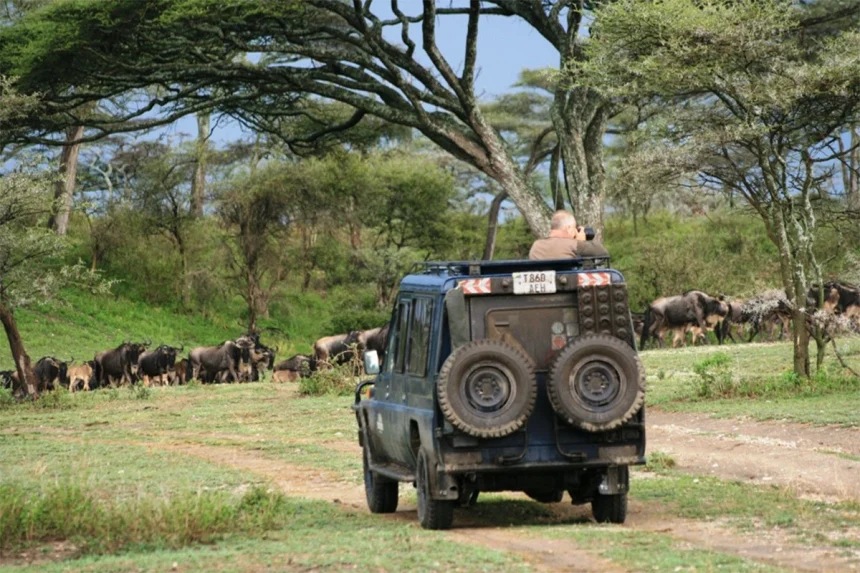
[528,237,609,260]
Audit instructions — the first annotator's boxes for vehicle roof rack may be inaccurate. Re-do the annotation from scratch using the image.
[417,257,611,277]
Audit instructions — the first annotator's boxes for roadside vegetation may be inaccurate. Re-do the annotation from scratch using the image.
[642,341,860,426]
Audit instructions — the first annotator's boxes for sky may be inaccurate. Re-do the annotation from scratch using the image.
[164,10,560,145]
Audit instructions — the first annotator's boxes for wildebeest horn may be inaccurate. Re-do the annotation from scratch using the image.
[144,339,152,347]
[177,343,184,353]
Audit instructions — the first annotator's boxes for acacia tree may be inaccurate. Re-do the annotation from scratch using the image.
[0,0,624,238]
[583,0,860,377]
[218,166,292,333]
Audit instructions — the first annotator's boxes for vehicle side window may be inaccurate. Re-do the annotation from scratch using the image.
[394,301,411,373]
[407,298,434,377]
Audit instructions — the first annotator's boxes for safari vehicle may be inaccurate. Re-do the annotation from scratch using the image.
[352,257,646,530]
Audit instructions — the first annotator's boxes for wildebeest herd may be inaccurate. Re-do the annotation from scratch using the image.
[637,281,860,349]
[2,280,855,393]
[0,325,391,395]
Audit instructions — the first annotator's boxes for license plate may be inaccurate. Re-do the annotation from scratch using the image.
[512,271,556,295]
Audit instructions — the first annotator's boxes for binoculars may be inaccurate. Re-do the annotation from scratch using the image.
[582,227,595,241]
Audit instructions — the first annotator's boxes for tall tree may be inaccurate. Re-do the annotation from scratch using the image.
[0,1,625,238]
[583,0,860,377]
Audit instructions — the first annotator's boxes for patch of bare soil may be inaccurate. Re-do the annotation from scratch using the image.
[649,410,860,502]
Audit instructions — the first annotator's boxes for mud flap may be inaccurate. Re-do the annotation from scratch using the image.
[598,466,630,495]
[445,287,469,351]
[429,454,460,501]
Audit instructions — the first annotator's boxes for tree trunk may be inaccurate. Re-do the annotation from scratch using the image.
[792,307,811,378]
[549,146,563,210]
[552,88,609,239]
[482,191,508,261]
[48,125,84,236]
[0,300,38,396]
[190,111,210,218]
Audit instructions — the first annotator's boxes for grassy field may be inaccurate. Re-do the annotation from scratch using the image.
[3,286,860,570]
[641,338,860,426]
[2,361,859,571]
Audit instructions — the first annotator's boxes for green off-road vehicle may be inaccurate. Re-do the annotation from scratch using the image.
[353,257,646,530]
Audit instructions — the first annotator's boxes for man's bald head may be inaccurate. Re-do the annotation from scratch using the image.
[550,210,576,232]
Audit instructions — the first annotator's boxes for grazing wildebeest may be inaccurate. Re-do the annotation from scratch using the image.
[189,340,251,384]
[640,291,728,350]
[67,361,95,392]
[718,301,753,344]
[313,331,363,368]
[94,341,149,387]
[249,344,276,382]
[273,353,314,382]
[358,325,390,363]
[744,293,791,342]
[34,357,69,392]
[138,344,182,387]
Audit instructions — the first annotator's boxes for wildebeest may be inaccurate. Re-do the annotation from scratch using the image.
[94,341,149,387]
[313,331,363,368]
[743,292,792,342]
[137,344,182,387]
[358,325,390,363]
[718,301,754,344]
[34,357,69,392]
[0,369,16,390]
[170,358,190,385]
[189,339,251,383]
[640,291,728,349]
[67,361,95,392]
[273,353,314,383]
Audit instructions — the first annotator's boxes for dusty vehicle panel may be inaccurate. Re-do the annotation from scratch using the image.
[353,257,646,529]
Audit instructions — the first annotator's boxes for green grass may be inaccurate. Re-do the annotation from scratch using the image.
[0,484,288,555]
[0,493,528,573]
[642,340,860,426]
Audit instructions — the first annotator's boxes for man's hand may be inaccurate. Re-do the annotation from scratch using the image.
[574,226,588,241]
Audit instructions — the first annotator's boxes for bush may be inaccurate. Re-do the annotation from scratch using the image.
[0,387,15,409]
[298,362,359,397]
[0,484,288,555]
[691,352,735,398]
[645,451,677,472]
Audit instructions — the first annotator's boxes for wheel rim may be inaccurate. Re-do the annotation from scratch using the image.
[568,357,624,413]
[461,361,516,415]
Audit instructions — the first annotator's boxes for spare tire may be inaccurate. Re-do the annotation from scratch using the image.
[437,339,537,439]
[547,334,645,432]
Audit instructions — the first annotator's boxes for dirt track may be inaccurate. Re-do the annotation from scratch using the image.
[648,410,860,502]
[151,408,860,573]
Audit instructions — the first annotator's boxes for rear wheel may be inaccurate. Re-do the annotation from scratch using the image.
[416,450,454,530]
[524,489,564,504]
[363,444,398,514]
[592,493,627,524]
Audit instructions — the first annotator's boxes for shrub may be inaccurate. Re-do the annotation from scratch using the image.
[299,361,359,397]
[645,451,677,472]
[0,388,15,409]
[0,484,288,555]
[691,352,735,398]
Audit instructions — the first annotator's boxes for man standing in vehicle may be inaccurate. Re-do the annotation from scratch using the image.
[529,210,609,260]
